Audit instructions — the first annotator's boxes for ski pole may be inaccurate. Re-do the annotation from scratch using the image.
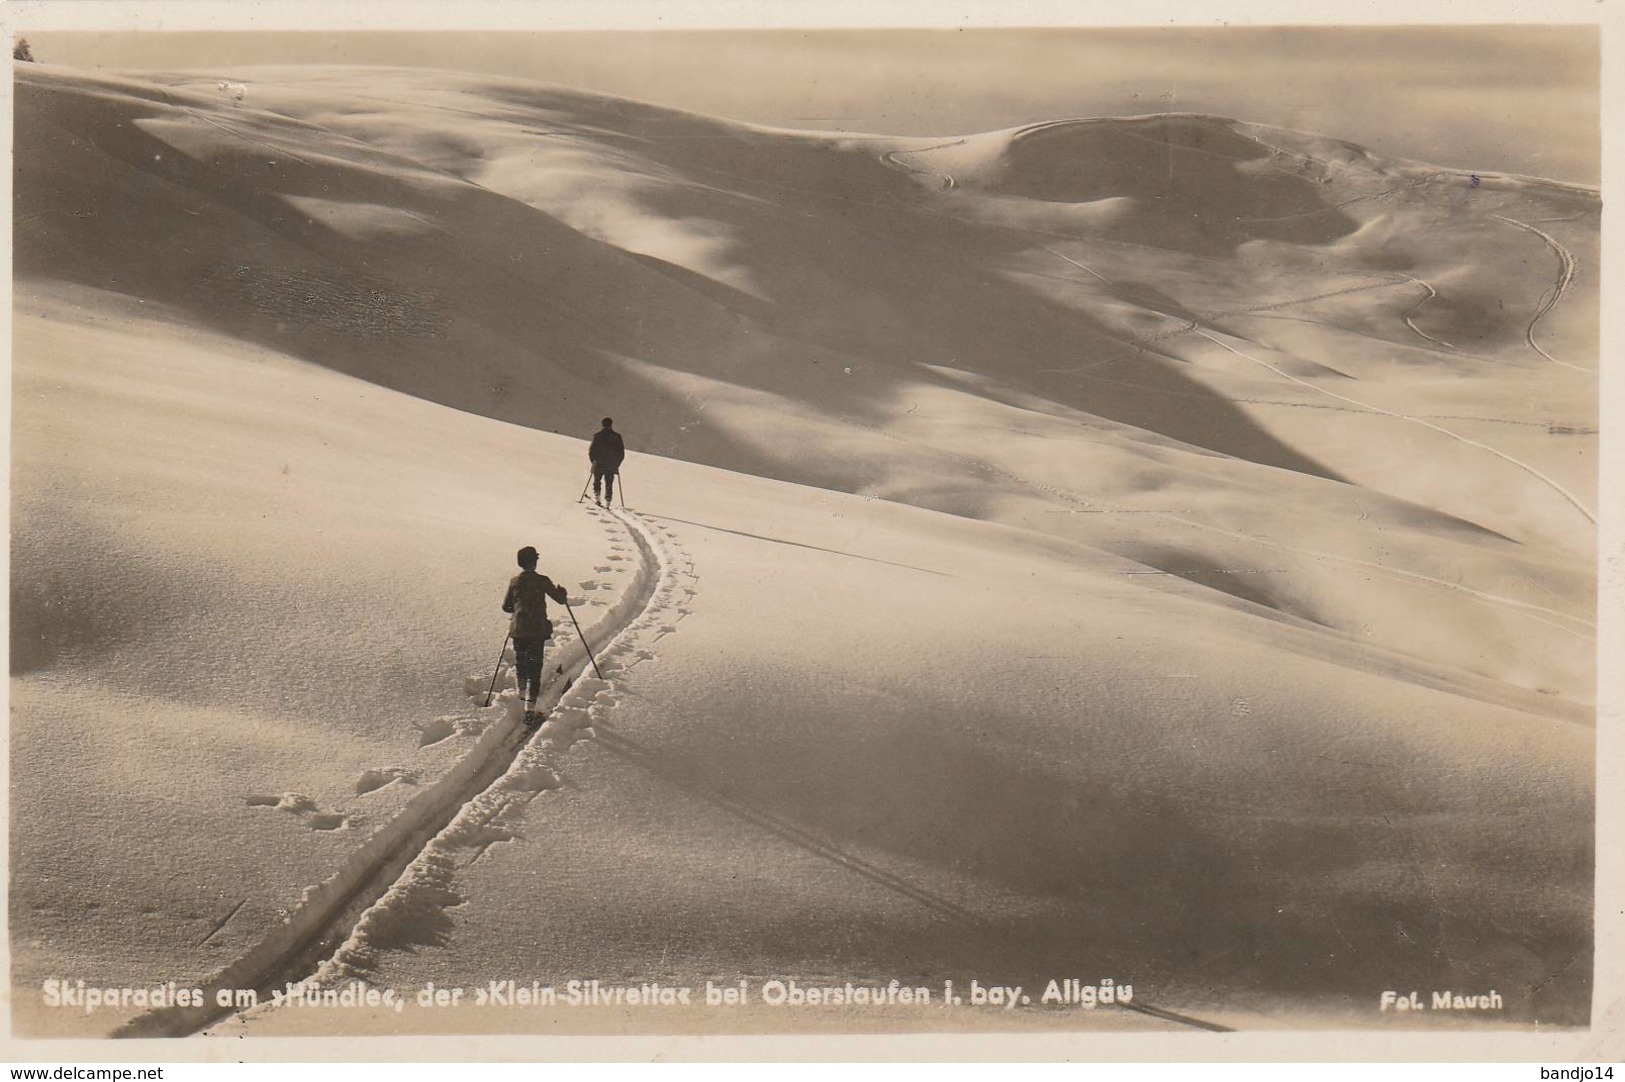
[578,471,593,503]
[482,633,512,707]
[617,472,626,508]
[563,599,604,681]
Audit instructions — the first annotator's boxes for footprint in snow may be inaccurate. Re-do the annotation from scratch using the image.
[459,824,516,853]
[356,768,419,795]
[247,793,349,831]
[463,672,501,698]
[506,763,561,793]
[416,718,457,748]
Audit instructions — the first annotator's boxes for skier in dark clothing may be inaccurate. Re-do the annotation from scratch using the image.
[588,417,626,506]
[502,545,568,725]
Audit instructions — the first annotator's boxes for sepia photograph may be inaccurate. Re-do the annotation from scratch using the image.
[4,1,1614,1059]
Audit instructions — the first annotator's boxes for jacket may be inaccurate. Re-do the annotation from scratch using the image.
[503,570,568,639]
[589,429,626,471]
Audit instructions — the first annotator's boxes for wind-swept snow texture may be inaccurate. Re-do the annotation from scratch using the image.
[11,64,1595,1035]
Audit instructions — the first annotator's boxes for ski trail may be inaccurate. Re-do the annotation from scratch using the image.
[1013,117,1313,187]
[176,104,317,168]
[1205,277,1413,320]
[224,507,1231,1033]
[115,509,680,1039]
[589,727,992,927]
[1035,275,1412,378]
[879,141,961,190]
[1394,273,1457,349]
[883,391,1592,644]
[1042,245,1114,284]
[1034,310,1200,377]
[878,367,1591,638]
[1193,328,1596,526]
[1491,214,1589,372]
[278,507,696,994]
[1231,174,1440,223]
[1155,507,1594,639]
[598,722,1233,1032]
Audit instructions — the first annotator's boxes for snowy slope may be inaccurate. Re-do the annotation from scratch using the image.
[10,286,643,1036]
[8,63,1596,1035]
[13,65,1595,697]
[223,461,1591,1035]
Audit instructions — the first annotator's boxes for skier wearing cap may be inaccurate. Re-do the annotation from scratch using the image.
[503,545,568,724]
[589,417,626,506]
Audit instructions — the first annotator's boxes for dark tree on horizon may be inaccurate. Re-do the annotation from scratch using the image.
[14,38,35,62]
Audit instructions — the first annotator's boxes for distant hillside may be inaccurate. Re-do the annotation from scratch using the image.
[13,63,1599,696]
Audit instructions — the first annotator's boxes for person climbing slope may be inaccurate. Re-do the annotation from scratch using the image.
[502,545,568,725]
[588,417,626,506]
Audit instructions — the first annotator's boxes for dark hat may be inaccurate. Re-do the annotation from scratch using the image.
[516,546,539,568]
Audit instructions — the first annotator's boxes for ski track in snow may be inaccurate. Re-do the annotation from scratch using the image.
[319,507,1239,1033]
[1014,232,1598,616]
[1011,117,1319,188]
[1041,245,1114,284]
[63,87,1585,1034]
[191,496,1235,1032]
[1393,273,1457,349]
[230,505,698,1024]
[1193,328,1597,527]
[1231,174,1441,224]
[117,505,693,1038]
[678,139,1598,684]
[879,141,962,190]
[878,377,1592,643]
[1490,214,1589,373]
[1033,271,1438,378]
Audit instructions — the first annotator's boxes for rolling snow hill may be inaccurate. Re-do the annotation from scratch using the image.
[9,63,1597,1036]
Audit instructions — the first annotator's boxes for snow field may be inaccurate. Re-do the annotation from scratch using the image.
[229,456,1590,1034]
[9,286,645,1037]
[9,61,1597,1035]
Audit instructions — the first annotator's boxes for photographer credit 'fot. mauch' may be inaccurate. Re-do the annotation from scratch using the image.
[6,17,1599,1045]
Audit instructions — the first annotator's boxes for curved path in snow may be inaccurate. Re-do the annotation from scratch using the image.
[1491,214,1588,372]
[1394,273,1456,349]
[302,506,699,991]
[1028,234,1595,531]
[117,506,679,1038]
[879,140,962,190]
